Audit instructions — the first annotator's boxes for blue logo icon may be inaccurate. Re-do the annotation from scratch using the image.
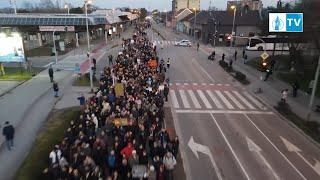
[273,16,284,31]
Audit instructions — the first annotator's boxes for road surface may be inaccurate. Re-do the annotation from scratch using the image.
[149,21,320,180]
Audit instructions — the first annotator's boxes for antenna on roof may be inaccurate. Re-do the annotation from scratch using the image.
[209,0,212,11]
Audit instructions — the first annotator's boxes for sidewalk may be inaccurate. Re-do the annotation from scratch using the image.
[0,26,134,179]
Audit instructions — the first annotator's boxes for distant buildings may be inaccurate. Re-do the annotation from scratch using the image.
[176,0,200,11]
[227,0,263,11]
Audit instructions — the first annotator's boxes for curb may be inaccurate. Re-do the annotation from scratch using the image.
[0,80,27,97]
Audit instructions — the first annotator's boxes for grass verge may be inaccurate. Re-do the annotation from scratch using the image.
[73,73,99,87]
[219,60,250,85]
[275,102,320,144]
[14,107,80,180]
[0,67,44,81]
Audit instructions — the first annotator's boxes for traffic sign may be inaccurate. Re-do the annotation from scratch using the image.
[261,52,269,60]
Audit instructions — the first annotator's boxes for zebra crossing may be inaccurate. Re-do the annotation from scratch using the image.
[169,83,267,111]
[153,40,177,46]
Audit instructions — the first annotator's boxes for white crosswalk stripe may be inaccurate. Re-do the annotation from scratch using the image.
[243,91,266,110]
[224,91,245,109]
[170,90,179,108]
[188,90,201,109]
[179,90,191,108]
[206,90,224,109]
[170,89,267,111]
[154,40,177,46]
[215,90,235,109]
[197,90,212,109]
[232,91,256,110]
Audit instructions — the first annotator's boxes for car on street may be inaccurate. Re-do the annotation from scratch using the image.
[174,39,192,47]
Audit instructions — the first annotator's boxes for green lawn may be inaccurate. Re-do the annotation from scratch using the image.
[14,107,80,180]
[0,67,44,81]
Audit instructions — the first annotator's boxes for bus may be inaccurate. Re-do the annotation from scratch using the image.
[246,36,290,51]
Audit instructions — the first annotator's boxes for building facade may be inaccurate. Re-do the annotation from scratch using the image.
[177,0,200,11]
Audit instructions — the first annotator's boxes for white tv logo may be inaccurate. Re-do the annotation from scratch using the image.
[269,13,286,32]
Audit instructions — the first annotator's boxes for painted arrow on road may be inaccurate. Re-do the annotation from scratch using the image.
[188,136,223,180]
[246,137,280,180]
[281,136,320,176]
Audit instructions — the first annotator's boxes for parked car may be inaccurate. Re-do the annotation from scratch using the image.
[174,39,192,47]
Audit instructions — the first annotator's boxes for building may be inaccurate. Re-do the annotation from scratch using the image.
[227,0,263,11]
[0,11,138,51]
[177,0,200,11]
[175,8,193,32]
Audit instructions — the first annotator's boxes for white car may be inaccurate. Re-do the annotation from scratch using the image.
[174,39,192,47]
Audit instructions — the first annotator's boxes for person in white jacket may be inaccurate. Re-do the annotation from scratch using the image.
[163,151,176,180]
[91,114,99,131]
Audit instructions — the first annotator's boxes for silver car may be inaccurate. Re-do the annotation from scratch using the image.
[174,39,192,47]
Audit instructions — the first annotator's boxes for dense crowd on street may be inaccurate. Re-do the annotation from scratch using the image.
[42,21,179,180]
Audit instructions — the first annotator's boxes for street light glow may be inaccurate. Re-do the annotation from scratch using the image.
[64,4,69,9]
[85,0,93,4]
[231,5,236,10]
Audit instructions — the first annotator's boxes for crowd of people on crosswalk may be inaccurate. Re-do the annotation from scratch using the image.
[42,21,179,180]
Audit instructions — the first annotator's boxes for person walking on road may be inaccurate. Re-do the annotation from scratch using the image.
[166,58,171,69]
[2,121,15,151]
[0,62,5,76]
[292,81,299,97]
[163,151,177,180]
[163,84,169,102]
[108,55,113,66]
[281,89,289,103]
[53,81,59,97]
[234,50,238,61]
[222,53,225,61]
[77,93,86,109]
[243,54,248,64]
[242,49,246,58]
[48,65,54,83]
[196,42,200,51]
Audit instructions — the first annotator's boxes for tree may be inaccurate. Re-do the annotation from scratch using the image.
[140,8,147,20]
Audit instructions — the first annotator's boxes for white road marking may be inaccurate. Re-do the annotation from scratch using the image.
[197,90,212,109]
[233,91,256,110]
[176,83,181,86]
[193,83,198,85]
[210,114,251,180]
[210,83,215,85]
[184,83,189,85]
[170,90,179,108]
[246,137,281,180]
[244,114,307,180]
[44,62,55,68]
[224,91,245,109]
[281,136,320,177]
[188,136,223,180]
[215,90,234,109]
[188,90,201,109]
[192,58,216,83]
[175,109,274,115]
[179,90,191,108]
[206,90,224,109]
[243,91,266,110]
[201,83,207,85]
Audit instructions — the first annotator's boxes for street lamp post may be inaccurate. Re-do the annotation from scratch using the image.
[85,0,93,92]
[193,8,197,41]
[52,31,58,64]
[230,5,236,47]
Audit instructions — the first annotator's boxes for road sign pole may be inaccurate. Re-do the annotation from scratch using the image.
[307,55,320,120]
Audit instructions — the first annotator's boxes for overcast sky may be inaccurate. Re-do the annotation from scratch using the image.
[0,0,294,10]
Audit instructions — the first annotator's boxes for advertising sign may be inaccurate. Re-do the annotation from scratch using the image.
[115,83,124,97]
[0,33,25,62]
[269,13,303,32]
[39,26,75,32]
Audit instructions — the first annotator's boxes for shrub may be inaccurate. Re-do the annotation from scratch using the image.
[219,60,228,69]
[235,71,246,81]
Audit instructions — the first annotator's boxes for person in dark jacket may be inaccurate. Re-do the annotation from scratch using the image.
[2,121,15,151]
[53,81,59,97]
[163,84,169,102]
[48,66,54,82]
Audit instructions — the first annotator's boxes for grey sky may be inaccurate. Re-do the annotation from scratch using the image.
[0,0,292,10]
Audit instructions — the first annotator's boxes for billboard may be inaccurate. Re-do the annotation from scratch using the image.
[39,26,75,32]
[0,33,25,62]
[269,13,303,32]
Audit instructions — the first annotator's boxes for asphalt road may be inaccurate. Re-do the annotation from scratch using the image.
[149,21,320,180]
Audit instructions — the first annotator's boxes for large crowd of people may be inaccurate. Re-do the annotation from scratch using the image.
[42,22,179,180]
